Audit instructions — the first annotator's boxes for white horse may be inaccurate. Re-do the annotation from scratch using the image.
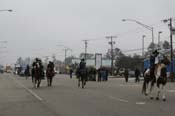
[142,55,170,101]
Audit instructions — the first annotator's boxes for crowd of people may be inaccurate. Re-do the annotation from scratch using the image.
[74,59,109,82]
[15,49,166,88]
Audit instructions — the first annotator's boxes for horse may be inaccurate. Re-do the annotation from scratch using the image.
[46,62,55,87]
[77,67,87,89]
[32,62,44,88]
[142,55,170,101]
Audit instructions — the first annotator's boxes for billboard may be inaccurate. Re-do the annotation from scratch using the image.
[95,53,102,69]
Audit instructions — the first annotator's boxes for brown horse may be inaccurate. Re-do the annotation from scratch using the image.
[32,63,42,88]
[46,62,55,87]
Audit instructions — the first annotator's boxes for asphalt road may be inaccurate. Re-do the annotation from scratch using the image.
[0,73,175,116]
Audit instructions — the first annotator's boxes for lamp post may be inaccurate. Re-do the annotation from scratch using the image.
[122,19,154,51]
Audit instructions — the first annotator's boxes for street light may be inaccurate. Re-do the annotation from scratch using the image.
[0,9,12,12]
[122,19,154,51]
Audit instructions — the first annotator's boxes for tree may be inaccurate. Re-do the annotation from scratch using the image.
[147,42,157,52]
[116,54,143,71]
[162,40,170,49]
[16,57,23,65]
[105,47,124,59]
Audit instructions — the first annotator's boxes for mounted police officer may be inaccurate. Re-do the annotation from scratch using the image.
[46,61,55,86]
[78,58,87,88]
[150,50,159,81]
[79,58,86,70]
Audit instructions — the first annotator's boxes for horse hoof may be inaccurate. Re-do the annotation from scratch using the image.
[145,93,148,96]
[156,97,159,100]
[150,97,154,100]
[163,98,166,101]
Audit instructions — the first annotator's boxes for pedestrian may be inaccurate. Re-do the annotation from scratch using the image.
[135,68,140,83]
[70,68,73,79]
[105,69,109,81]
[25,65,30,80]
[97,68,101,82]
[124,68,129,83]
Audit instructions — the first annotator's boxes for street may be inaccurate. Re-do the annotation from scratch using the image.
[0,73,175,116]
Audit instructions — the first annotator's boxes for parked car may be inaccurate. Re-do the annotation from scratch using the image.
[19,69,25,76]
[129,70,135,77]
[0,69,4,74]
[118,68,125,76]
[0,65,4,74]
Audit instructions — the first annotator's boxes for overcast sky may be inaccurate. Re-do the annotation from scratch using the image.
[0,0,175,65]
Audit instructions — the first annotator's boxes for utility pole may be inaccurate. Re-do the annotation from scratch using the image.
[170,18,174,82]
[106,36,117,76]
[64,49,67,73]
[163,18,174,81]
[142,35,146,57]
[158,31,162,49]
[83,40,89,60]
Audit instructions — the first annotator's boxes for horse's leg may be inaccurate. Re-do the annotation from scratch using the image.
[50,77,53,86]
[82,76,84,89]
[47,77,50,86]
[37,78,41,88]
[149,81,155,99]
[162,84,166,101]
[156,86,160,100]
[32,76,34,83]
[78,77,80,87]
[35,78,37,88]
[142,78,148,96]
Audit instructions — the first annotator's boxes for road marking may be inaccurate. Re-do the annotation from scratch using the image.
[167,90,175,93]
[119,84,141,87]
[12,78,43,101]
[136,102,146,105]
[108,96,129,103]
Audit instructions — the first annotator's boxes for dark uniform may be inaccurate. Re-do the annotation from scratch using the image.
[135,68,140,83]
[79,59,87,81]
[124,68,129,82]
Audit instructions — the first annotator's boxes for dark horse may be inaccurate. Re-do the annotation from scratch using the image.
[46,62,55,87]
[32,63,42,88]
[77,67,87,88]
[32,61,44,89]
[142,55,170,101]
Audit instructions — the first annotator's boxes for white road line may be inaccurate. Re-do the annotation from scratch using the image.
[136,102,146,105]
[12,78,43,101]
[119,84,141,87]
[167,90,175,93]
[108,96,129,103]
